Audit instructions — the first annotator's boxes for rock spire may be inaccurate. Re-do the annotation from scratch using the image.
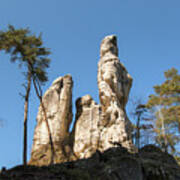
[30,35,135,165]
[97,35,134,151]
[30,75,74,165]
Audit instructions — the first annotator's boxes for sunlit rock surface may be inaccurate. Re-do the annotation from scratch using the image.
[72,35,135,159]
[30,35,135,164]
[30,75,74,165]
[72,95,101,158]
[1,35,179,179]
[97,35,134,152]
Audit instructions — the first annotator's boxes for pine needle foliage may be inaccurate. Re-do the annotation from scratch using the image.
[147,68,180,155]
[0,25,50,83]
[0,25,51,165]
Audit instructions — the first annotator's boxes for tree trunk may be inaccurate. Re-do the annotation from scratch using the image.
[161,116,168,153]
[136,113,141,150]
[33,78,55,164]
[23,72,31,166]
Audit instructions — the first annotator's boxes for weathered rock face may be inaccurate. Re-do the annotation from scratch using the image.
[97,35,134,151]
[72,95,101,158]
[72,35,135,159]
[30,75,74,165]
[1,35,179,179]
[30,35,135,164]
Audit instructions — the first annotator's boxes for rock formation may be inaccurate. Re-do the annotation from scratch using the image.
[1,35,179,179]
[2,145,180,180]
[72,95,101,158]
[73,35,134,159]
[97,35,134,152]
[30,35,135,164]
[30,75,74,165]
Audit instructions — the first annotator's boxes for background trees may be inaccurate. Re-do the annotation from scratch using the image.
[146,68,180,155]
[0,25,51,165]
[129,68,180,164]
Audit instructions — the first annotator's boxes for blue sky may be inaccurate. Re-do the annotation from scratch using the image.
[0,0,180,168]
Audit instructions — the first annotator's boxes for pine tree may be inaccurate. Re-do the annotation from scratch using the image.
[147,68,180,155]
[0,25,54,165]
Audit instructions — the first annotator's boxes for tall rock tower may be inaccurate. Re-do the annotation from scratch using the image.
[97,35,134,151]
[30,75,74,165]
[30,35,135,165]
[73,35,135,158]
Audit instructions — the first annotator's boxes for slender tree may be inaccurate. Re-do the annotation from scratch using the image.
[32,76,55,164]
[0,25,54,165]
[147,68,180,155]
[130,98,154,149]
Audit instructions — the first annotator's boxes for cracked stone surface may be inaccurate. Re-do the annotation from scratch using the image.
[72,95,101,158]
[72,35,135,159]
[97,35,134,152]
[30,35,135,165]
[30,75,73,165]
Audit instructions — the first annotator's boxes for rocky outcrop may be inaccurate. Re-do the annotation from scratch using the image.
[1,35,180,179]
[72,95,101,158]
[30,35,135,163]
[29,35,135,164]
[30,75,74,165]
[97,35,134,152]
[72,35,135,159]
[1,145,180,180]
